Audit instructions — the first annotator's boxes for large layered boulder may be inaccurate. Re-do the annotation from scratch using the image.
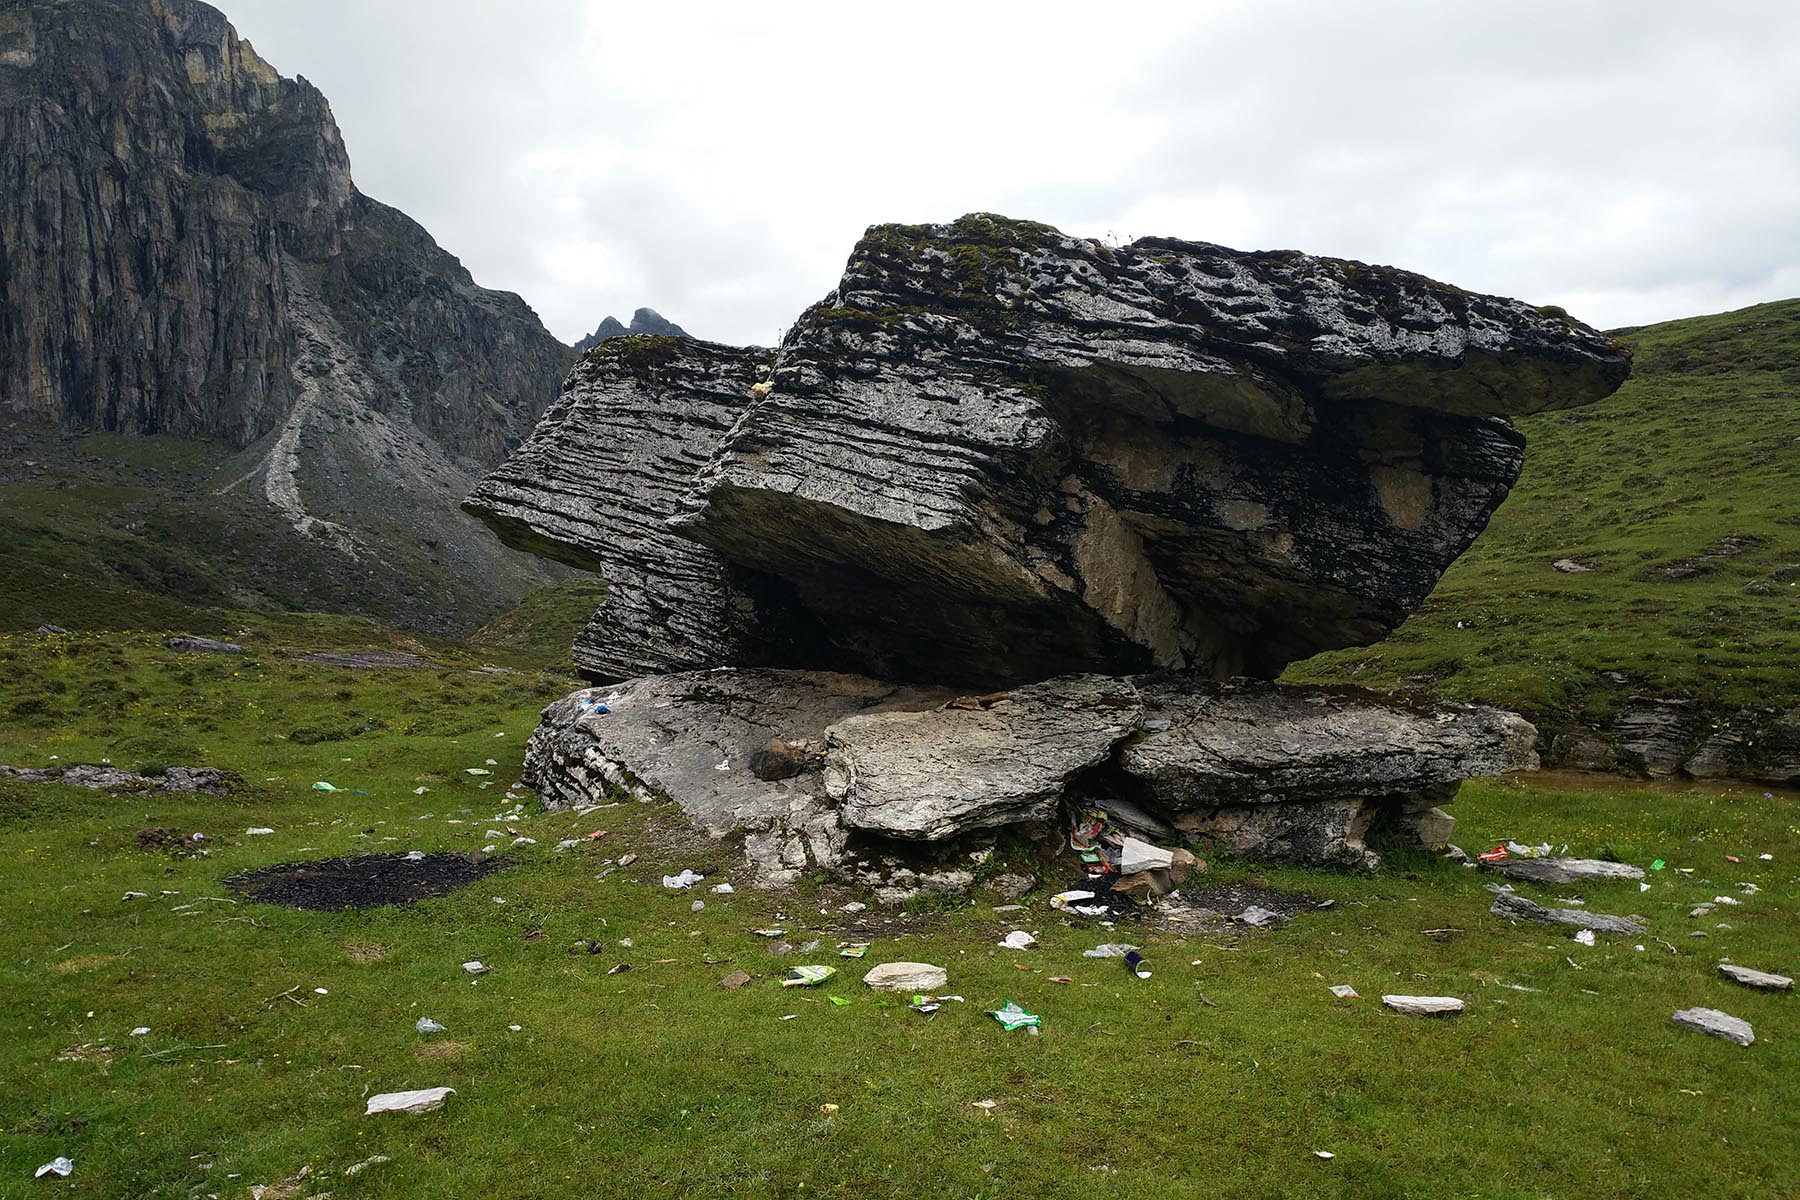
[476,213,1626,686]
[486,214,1615,883]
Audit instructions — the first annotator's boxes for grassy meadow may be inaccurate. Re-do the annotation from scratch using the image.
[0,623,1795,1199]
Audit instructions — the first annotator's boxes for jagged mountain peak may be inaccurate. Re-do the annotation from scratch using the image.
[572,307,691,353]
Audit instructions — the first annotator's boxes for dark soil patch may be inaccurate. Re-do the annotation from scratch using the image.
[228,852,505,911]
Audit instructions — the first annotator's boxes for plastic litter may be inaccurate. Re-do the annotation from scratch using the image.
[783,965,836,988]
[1313,1151,1335,1160]
[404,850,425,862]
[1116,836,1174,874]
[998,930,1036,950]
[1573,929,1596,946]
[837,942,871,958]
[462,961,489,975]
[712,882,734,894]
[415,1017,446,1034]
[662,869,704,889]
[245,827,274,836]
[366,1087,453,1115]
[311,781,341,792]
[1083,942,1138,958]
[1238,905,1279,926]
[1049,889,1095,911]
[829,995,852,1006]
[910,993,966,1014]
[1477,845,1508,863]
[1123,950,1152,979]
[1651,859,1666,870]
[986,999,1042,1032]
[34,1158,73,1179]
[130,1026,150,1036]
[464,768,492,776]
[691,900,705,912]
[1330,984,1358,999]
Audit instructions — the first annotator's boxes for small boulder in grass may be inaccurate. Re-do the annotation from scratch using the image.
[1382,995,1464,1016]
[862,962,948,991]
[366,1086,455,1115]
[1671,1007,1754,1046]
[1718,963,1793,991]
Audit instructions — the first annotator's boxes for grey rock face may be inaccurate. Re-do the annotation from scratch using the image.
[465,338,790,679]
[1613,697,1701,776]
[1,0,570,629]
[0,764,233,796]
[525,669,1533,880]
[1670,1007,1754,1046]
[168,636,245,655]
[662,214,1627,686]
[1489,892,1646,935]
[826,676,1142,840]
[1121,678,1536,807]
[1718,963,1793,991]
[520,670,952,885]
[1482,857,1646,886]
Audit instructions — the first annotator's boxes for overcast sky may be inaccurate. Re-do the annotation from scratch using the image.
[225,0,1800,348]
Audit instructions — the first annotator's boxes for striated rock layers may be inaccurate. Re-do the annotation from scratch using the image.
[0,0,572,630]
[480,214,1620,883]
[524,671,1536,886]
[474,213,1627,685]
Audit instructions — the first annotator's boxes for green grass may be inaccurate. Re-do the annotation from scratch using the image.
[1290,298,1800,741]
[1,627,1796,1198]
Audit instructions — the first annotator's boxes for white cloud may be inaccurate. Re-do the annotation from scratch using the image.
[226,0,1800,345]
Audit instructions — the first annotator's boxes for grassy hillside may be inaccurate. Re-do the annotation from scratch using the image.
[1290,299,1800,741]
[0,423,573,642]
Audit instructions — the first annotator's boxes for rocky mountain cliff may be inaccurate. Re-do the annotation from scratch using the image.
[571,307,690,353]
[0,0,574,631]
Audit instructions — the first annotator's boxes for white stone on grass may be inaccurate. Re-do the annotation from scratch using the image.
[1671,1007,1754,1046]
[1382,994,1464,1016]
[1718,963,1792,991]
[862,962,948,991]
[366,1087,455,1114]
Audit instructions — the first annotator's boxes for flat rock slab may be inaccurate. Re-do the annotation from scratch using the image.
[167,635,244,654]
[862,962,949,991]
[1490,892,1646,935]
[1382,995,1465,1016]
[366,1087,454,1114]
[826,676,1142,840]
[1719,963,1794,991]
[0,764,234,796]
[525,669,1537,882]
[1671,1007,1754,1046]
[1483,857,1645,885]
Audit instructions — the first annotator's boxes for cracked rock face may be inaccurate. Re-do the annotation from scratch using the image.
[524,670,1535,880]
[475,214,1623,686]
[464,339,800,680]
[656,214,1628,686]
